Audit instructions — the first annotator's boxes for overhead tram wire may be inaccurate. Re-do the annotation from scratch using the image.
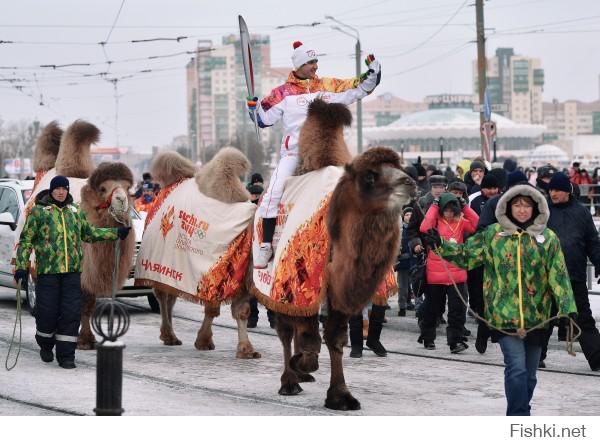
[391,0,470,57]
[386,41,472,78]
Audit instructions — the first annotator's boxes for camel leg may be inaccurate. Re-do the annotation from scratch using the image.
[323,304,361,411]
[77,291,97,350]
[155,289,181,346]
[290,315,321,383]
[231,294,261,359]
[276,314,302,395]
[195,303,219,350]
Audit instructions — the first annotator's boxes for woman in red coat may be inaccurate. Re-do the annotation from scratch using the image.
[419,192,479,352]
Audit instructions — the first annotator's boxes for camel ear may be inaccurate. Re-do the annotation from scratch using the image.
[344,163,354,176]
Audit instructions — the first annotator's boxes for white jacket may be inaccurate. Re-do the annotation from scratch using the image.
[256,64,381,157]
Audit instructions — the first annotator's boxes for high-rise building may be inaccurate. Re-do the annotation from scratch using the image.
[473,48,544,124]
[543,98,600,140]
[186,34,288,163]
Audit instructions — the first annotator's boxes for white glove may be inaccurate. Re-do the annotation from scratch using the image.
[360,57,381,93]
[367,58,381,74]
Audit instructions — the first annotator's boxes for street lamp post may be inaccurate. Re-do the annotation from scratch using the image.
[492,136,497,163]
[439,137,445,165]
[400,141,405,163]
[326,15,362,154]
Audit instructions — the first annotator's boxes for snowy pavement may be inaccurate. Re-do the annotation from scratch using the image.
[0,287,598,417]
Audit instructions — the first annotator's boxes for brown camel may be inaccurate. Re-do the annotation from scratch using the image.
[252,99,415,410]
[77,162,136,349]
[145,149,260,359]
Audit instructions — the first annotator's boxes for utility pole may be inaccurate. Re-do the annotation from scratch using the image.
[476,0,487,158]
[356,39,363,154]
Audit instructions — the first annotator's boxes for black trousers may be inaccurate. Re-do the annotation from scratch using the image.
[420,283,467,345]
[35,273,82,361]
[467,266,489,338]
[248,296,275,324]
[541,280,600,369]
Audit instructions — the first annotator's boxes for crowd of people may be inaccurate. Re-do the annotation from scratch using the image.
[389,156,600,415]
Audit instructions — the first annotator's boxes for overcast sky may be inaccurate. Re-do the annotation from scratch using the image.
[1,0,599,153]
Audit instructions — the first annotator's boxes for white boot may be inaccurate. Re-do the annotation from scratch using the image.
[254,243,273,269]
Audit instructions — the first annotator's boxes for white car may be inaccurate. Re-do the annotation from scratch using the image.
[0,179,158,313]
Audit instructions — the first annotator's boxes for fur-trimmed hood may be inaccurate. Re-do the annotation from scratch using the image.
[495,184,549,237]
[33,121,63,172]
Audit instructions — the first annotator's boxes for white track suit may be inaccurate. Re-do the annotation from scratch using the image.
[255,64,381,218]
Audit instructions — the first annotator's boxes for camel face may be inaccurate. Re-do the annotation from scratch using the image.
[350,162,416,212]
[98,178,132,223]
[385,166,416,211]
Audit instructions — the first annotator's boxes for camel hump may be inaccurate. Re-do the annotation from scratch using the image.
[195,146,251,204]
[88,162,134,191]
[151,151,196,187]
[298,99,353,174]
[55,119,99,178]
[33,121,63,172]
[348,146,402,173]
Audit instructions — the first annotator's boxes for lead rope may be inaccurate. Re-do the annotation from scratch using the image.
[5,280,23,371]
[433,246,582,357]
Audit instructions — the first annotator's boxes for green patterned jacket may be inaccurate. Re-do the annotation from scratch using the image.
[16,190,118,274]
[436,185,576,331]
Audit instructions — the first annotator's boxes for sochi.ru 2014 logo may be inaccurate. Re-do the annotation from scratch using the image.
[160,205,175,238]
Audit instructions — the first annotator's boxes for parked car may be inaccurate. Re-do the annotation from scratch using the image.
[0,179,158,313]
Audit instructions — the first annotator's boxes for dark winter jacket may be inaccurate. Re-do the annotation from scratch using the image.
[547,196,600,282]
[16,190,119,274]
[470,193,490,216]
[476,194,501,231]
[407,192,436,251]
[396,223,412,270]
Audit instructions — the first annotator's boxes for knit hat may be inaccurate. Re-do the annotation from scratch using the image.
[506,170,528,189]
[404,165,418,181]
[402,206,413,217]
[429,174,447,186]
[503,158,517,173]
[489,167,507,191]
[548,172,572,193]
[470,160,486,172]
[49,175,69,192]
[250,173,264,184]
[438,192,459,211]
[480,175,499,190]
[291,41,318,69]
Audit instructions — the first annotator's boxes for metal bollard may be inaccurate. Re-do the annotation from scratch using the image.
[91,299,130,416]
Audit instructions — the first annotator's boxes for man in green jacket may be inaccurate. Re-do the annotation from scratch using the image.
[14,176,131,369]
[423,184,576,416]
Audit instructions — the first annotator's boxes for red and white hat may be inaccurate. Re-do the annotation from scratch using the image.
[291,41,318,69]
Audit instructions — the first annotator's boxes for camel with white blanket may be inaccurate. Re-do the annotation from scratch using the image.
[135,149,260,358]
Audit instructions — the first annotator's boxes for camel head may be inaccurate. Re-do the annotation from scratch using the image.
[55,120,98,178]
[344,147,416,213]
[33,121,63,173]
[151,150,196,187]
[86,162,134,225]
[195,146,251,204]
[297,99,353,174]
